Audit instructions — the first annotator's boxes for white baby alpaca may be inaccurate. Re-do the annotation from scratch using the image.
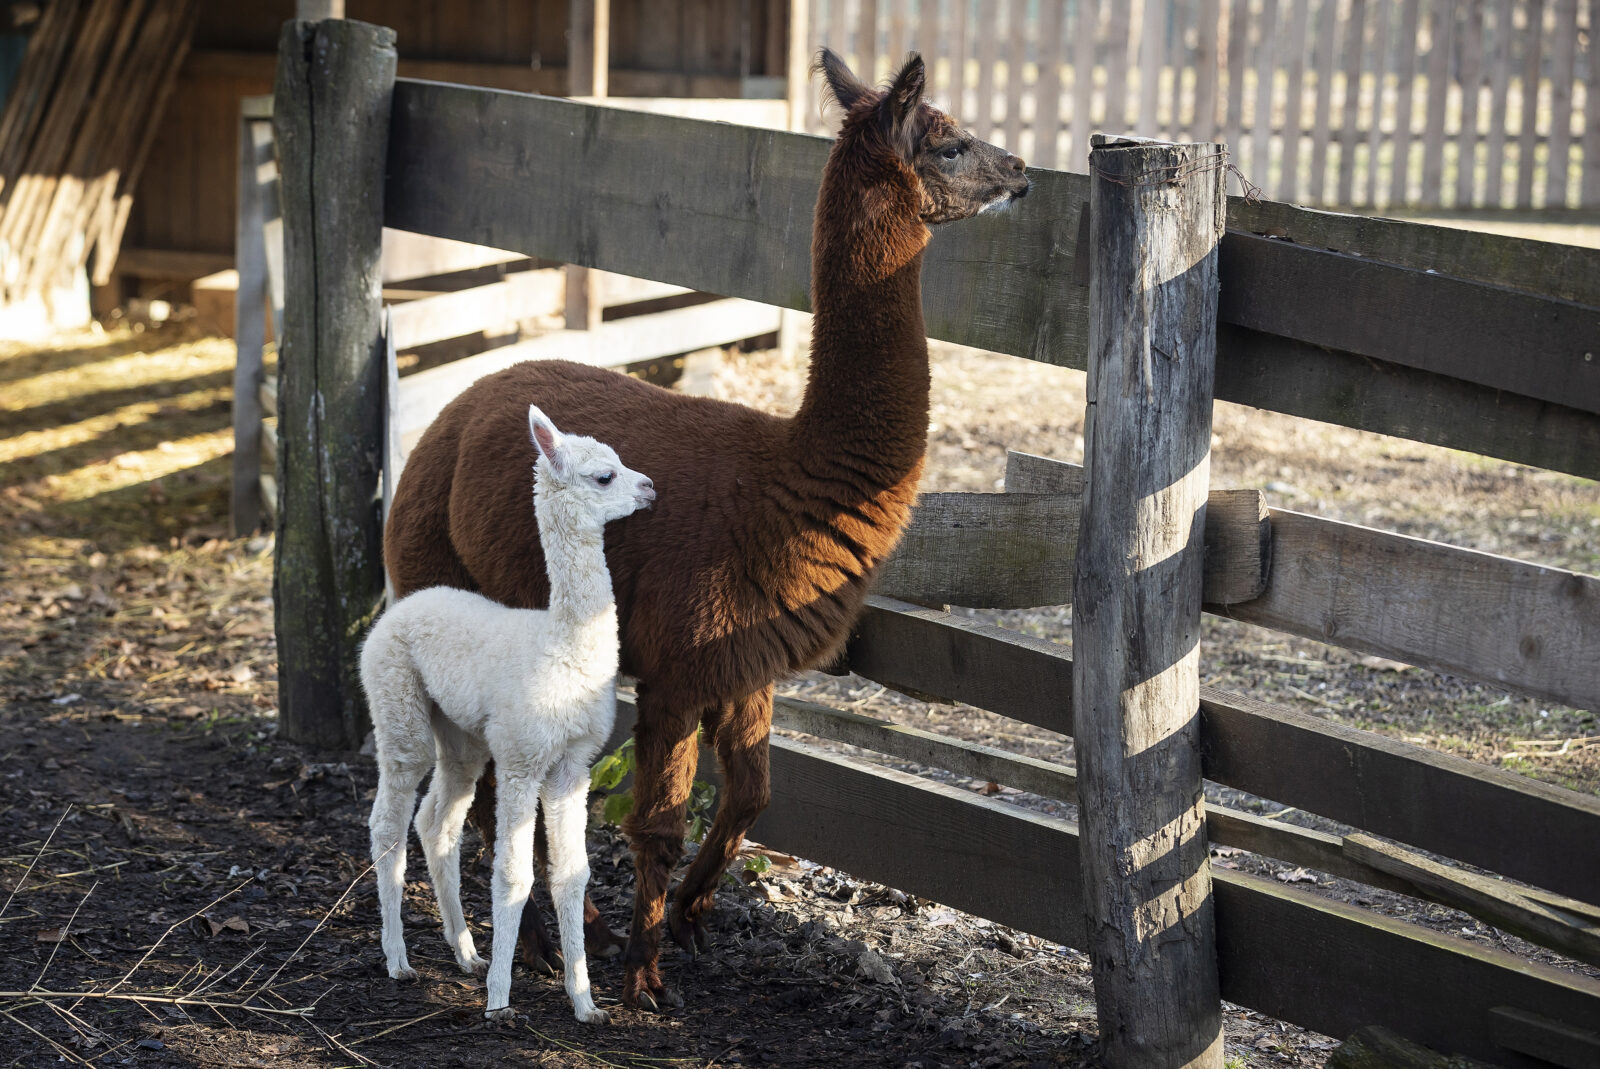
[362,405,655,1024]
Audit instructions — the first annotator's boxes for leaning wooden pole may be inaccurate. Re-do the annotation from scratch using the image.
[1073,133,1226,1067]
[272,18,396,749]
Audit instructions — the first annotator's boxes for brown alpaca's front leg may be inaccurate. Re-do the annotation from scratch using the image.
[669,687,773,954]
[620,697,701,1011]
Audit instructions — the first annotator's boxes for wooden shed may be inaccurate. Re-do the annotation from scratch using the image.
[112,0,809,306]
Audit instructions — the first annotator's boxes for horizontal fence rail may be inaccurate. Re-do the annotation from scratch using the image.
[385,78,1600,480]
[603,694,1600,1065]
[811,0,1600,211]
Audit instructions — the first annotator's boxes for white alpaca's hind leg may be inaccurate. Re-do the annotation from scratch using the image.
[370,753,430,982]
[543,757,608,1024]
[485,770,541,1020]
[414,731,488,976]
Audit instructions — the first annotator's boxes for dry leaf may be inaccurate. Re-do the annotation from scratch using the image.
[980,781,1001,795]
[1276,867,1317,884]
[36,927,67,942]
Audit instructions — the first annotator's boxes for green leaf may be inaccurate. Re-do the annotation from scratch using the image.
[743,853,772,875]
[687,814,707,844]
[602,790,635,825]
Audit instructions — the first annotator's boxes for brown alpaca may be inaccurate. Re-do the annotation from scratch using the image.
[382,49,1029,1011]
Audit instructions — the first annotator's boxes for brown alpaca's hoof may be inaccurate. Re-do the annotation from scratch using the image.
[622,967,682,1012]
[667,905,711,957]
[585,915,625,960]
[516,913,561,975]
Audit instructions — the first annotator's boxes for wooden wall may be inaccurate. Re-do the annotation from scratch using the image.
[125,0,792,264]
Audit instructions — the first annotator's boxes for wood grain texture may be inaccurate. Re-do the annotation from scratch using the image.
[271,18,395,750]
[1343,832,1600,967]
[387,269,564,351]
[1489,1006,1600,1069]
[231,113,270,538]
[1220,507,1600,713]
[1075,134,1224,1065]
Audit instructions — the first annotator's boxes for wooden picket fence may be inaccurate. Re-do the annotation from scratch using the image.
[264,18,1600,1067]
[808,0,1600,210]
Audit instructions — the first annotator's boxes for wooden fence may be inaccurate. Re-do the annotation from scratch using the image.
[270,17,1600,1067]
[806,0,1600,211]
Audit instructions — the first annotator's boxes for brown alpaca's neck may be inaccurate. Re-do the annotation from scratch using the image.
[792,133,932,481]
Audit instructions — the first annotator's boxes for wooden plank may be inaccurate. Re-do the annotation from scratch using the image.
[1164,0,1187,139]
[1485,0,1515,206]
[259,376,277,419]
[1228,196,1600,306]
[387,269,563,351]
[1544,0,1579,207]
[1194,0,1221,143]
[1138,0,1163,138]
[1003,0,1027,154]
[1068,0,1100,167]
[1105,0,1131,132]
[1490,1007,1600,1069]
[886,0,907,69]
[1075,133,1224,1063]
[857,0,878,86]
[565,0,608,334]
[974,0,998,140]
[848,596,1076,735]
[1219,507,1600,714]
[1217,231,1600,417]
[1362,0,1392,207]
[1420,0,1454,207]
[271,19,395,751]
[395,298,780,438]
[1224,0,1249,154]
[1344,832,1600,968]
[1586,0,1600,206]
[1336,0,1367,205]
[1455,0,1486,207]
[1033,0,1064,168]
[1388,0,1422,206]
[873,492,1077,608]
[1516,0,1545,208]
[1279,0,1311,199]
[1251,0,1279,192]
[786,0,812,133]
[384,81,1600,468]
[1006,450,1600,711]
[1308,0,1339,200]
[231,112,269,538]
[1212,868,1600,1065]
[380,230,522,283]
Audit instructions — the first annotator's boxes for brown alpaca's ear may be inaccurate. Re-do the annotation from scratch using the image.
[883,53,926,159]
[817,47,872,117]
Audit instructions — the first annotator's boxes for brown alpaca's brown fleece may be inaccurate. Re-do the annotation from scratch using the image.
[383,49,1027,1010]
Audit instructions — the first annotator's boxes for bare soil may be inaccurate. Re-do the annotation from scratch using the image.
[1,312,1596,1068]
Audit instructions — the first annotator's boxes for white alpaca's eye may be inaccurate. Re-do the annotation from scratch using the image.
[594,471,615,486]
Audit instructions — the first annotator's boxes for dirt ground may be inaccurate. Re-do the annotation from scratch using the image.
[1,293,1596,1069]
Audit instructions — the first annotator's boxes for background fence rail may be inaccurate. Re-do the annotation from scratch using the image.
[808,0,1600,210]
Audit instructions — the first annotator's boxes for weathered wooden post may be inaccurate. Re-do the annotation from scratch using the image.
[1073,133,1226,1067]
[272,18,396,749]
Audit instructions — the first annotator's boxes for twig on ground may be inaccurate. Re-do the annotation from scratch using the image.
[0,1006,94,1068]
[0,806,71,920]
[31,879,96,990]
[250,847,383,1001]
[82,875,253,1011]
[1,988,315,1019]
[347,1006,453,1045]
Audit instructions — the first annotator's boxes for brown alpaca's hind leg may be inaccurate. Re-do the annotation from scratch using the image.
[466,765,620,973]
[669,686,773,954]
[620,694,701,1011]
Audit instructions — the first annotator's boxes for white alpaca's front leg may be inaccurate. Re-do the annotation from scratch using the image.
[544,757,609,1025]
[370,758,429,982]
[485,771,541,1020]
[415,752,487,975]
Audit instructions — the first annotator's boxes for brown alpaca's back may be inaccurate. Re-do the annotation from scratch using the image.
[384,358,920,712]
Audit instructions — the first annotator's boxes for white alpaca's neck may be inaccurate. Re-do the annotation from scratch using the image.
[534,488,617,642]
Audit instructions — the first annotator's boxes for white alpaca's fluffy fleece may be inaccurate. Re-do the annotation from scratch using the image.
[362,405,654,1025]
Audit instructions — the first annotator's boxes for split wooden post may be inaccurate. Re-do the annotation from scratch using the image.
[1073,133,1226,1067]
[272,18,396,749]
[565,0,608,332]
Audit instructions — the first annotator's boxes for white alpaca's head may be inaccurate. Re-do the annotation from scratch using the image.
[528,404,655,528]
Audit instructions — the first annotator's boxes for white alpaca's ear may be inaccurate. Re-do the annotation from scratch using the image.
[528,404,571,482]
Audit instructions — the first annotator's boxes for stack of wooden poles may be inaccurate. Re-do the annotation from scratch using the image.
[0,0,197,302]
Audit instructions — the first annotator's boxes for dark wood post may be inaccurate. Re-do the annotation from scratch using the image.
[1073,133,1226,1067]
[272,18,396,749]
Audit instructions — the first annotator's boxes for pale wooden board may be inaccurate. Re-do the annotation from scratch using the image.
[1250,0,1278,191]
[1515,0,1545,209]
[387,269,563,351]
[1006,450,1600,711]
[379,229,523,283]
[1362,0,1392,208]
[1279,0,1311,200]
[394,298,780,440]
[1455,0,1485,208]
[1543,0,1579,209]
[1387,0,1421,206]
[1307,0,1339,201]
[231,113,270,538]
[1068,0,1099,168]
[1484,0,1514,207]
[1419,0,1454,207]
[1336,0,1367,205]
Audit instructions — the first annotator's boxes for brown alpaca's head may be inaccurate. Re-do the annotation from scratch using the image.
[816,48,1030,224]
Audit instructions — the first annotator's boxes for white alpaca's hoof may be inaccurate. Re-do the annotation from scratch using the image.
[485,1005,516,1022]
[458,953,489,976]
[576,1006,611,1026]
[388,962,418,981]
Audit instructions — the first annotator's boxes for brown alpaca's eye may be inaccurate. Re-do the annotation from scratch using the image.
[941,146,961,160]
[595,472,615,486]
